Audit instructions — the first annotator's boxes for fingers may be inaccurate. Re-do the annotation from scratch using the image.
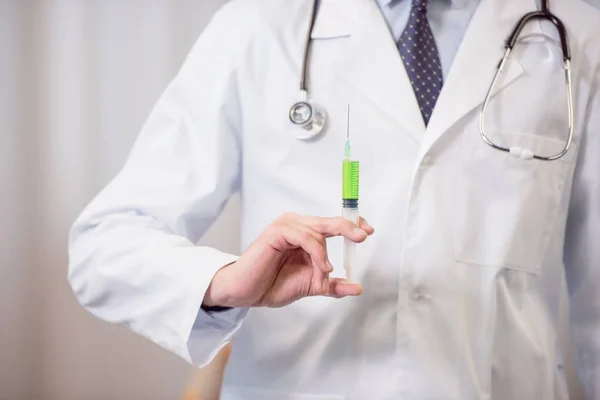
[297,225,334,274]
[297,215,375,242]
[270,213,373,299]
[276,225,330,273]
[313,277,364,298]
[357,217,375,235]
[272,224,335,294]
[326,278,363,298]
[292,226,334,292]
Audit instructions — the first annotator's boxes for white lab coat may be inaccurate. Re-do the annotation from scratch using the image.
[68,0,600,398]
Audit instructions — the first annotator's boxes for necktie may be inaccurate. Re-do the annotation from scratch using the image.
[397,0,444,126]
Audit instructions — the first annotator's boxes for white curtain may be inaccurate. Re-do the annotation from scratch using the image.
[0,1,240,399]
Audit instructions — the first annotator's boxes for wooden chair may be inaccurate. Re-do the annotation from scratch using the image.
[182,343,233,400]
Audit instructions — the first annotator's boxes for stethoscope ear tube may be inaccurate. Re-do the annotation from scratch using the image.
[505,10,571,61]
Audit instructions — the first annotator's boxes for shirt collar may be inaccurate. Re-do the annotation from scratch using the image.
[377,0,471,8]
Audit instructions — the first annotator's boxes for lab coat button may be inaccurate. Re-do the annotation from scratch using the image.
[411,289,425,302]
[420,156,433,168]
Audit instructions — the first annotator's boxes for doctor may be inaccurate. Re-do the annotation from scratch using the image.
[68,0,600,398]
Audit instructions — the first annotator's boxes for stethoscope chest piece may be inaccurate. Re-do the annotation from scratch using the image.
[289,100,327,140]
[289,0,328,141]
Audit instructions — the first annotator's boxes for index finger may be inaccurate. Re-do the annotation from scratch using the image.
[298,216,373,242]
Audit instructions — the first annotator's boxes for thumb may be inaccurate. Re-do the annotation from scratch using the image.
[326,278,363,298]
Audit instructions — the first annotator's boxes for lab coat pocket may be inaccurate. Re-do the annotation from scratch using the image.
[454,131,575,274]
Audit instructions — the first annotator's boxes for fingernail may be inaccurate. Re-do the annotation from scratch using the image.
[322,278,329,291]
[326,260,334,272]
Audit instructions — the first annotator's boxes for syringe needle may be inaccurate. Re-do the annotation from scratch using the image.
[345,105,352,160]
[346,104,350,139]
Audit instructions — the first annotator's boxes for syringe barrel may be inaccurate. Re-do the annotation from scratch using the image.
[342,206,359,223]
[342,207,359,281]
[342,156,359,281]
[342,160,359,200]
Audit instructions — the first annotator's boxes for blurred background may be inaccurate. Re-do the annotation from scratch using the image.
[0,1,239,399]
[1,0,596,399]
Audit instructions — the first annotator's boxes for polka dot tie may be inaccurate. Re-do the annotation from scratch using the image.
[398,0,444,126]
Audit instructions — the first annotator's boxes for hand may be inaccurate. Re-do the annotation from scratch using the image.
[203,213,374,308]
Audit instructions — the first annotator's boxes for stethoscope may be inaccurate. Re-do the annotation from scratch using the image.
[289,0,574,161]
[480,0,574,161]
[288,0,326,140]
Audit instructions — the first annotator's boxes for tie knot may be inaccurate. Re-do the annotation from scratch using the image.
[411,0,429,11]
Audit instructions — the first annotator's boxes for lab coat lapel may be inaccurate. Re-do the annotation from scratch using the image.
[313,0,426,141]
[420,0,537,158]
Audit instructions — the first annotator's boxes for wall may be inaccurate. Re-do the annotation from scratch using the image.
[0,1,236,399]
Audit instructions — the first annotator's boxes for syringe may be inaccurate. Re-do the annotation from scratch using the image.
[342,105,360,282]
